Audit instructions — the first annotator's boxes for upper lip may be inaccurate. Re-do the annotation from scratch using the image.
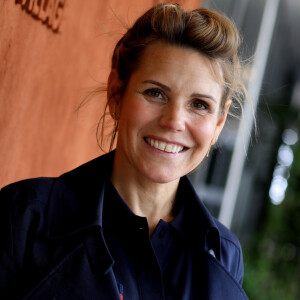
[144,135,189,148]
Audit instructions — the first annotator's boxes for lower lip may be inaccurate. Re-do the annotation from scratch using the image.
[143,139,186,157]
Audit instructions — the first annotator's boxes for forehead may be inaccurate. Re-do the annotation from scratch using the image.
[131,42,223,98]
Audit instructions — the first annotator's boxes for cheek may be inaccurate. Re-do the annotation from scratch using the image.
[189,118,217,146]
[128,93,160,116]
[119,96,155,132]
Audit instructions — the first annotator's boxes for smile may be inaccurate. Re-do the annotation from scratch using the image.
[145,137,185,153]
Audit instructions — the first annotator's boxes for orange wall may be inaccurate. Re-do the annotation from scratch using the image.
[0,0,201,187]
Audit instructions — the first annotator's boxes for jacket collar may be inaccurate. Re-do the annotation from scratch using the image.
[45,150,220,259]
[178,176,221,260]
[45,151,115,239]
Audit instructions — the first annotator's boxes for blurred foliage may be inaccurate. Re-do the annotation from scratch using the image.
[243,138,300,299]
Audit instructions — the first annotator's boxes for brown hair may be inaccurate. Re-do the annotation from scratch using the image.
[94,3,249,151]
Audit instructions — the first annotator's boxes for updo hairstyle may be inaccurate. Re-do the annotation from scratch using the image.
[99,3,249,151]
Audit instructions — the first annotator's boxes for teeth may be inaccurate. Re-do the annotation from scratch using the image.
[158,142,166,151]
[145,138,184,153]
[165,144,173,152]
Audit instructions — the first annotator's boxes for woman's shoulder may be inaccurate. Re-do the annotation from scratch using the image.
[0,177,57,207]
[214,218,241,249]
[0,151,115,204]
[214,218,245,285]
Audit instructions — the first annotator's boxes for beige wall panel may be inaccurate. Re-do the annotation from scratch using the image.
[0,0,201,187]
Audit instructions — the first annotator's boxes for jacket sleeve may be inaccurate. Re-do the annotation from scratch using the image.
[0,178,55,297]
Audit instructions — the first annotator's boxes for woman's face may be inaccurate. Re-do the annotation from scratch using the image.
[109,42,230,184]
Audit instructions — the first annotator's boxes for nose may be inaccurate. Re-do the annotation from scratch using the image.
[159,103,186,132]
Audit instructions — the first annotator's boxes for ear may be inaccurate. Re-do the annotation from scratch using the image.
[107,69,123,120]
[213,99,232,143]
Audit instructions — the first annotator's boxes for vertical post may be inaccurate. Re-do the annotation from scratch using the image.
[218,0,281,228]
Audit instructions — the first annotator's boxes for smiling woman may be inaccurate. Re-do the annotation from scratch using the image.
[0,3,250,300]
[110,42,228,188]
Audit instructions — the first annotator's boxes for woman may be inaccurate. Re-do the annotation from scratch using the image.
[0,3,250,300]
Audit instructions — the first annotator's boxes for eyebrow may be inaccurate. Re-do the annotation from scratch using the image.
[142,80,171,92]
[142,80,217,103]
[191,93,217,103]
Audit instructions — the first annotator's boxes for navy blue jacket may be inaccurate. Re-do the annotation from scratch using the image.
[0,151,248,299]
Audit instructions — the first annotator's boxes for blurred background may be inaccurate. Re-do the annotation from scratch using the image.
[1,0,299,299]
[189,0,300,298]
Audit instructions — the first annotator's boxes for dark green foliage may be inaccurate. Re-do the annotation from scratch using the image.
[243,140,300,300]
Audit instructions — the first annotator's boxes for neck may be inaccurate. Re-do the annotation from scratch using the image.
[110,155,179,235]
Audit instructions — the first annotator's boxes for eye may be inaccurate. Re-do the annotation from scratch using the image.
[190,99,209,110]
[144,88,165,99]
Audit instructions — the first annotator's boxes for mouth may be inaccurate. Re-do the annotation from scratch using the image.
[144,137,187,154]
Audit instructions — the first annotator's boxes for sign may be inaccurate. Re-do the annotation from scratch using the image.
[15,0,65,32]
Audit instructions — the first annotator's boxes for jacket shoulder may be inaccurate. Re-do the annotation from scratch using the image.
[1,177,56,206]
[214,218,245,285]
[214,218,241,248]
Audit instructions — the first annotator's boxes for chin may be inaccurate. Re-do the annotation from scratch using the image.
[142,168,182,184]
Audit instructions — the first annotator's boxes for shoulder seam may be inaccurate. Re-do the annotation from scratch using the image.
[219,235,242,283]
[219,235,240,251]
